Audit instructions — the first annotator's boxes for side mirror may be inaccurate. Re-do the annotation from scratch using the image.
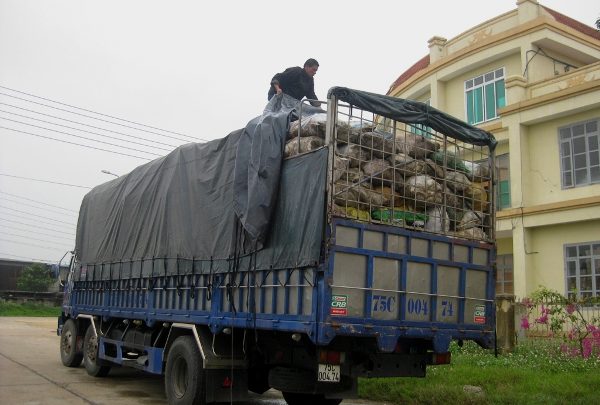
[58,251,75,287]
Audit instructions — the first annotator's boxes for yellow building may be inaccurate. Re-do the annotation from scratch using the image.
[387,0,600,299]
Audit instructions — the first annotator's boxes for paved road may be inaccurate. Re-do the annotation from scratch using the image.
[0,317,391,405]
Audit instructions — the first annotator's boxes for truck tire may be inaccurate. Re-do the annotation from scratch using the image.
[282,392,343,405]
[60,318,83,367]
[83,324,111,377]
[165,336,205,405]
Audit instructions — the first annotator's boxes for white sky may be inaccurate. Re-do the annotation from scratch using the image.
[0,0,598,264]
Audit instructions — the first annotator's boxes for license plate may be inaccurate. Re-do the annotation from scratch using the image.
[318,364,340,382]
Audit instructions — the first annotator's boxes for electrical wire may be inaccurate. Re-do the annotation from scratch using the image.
[0,190,78,213]
[0,91,205,143]
[0,252,58,263]
[0,109,173,152]
[1,224,74,241]
[0,205,77,226]
[0,173,92,189]
[0,196,78,217]
[0,84,199,140]
[1,117,162,156]
[0,127,152,161]
[1,232,73,247]
[0,211,76,230]
[1,102,179,148]
[0,237,69,252]
[0,218,76,236]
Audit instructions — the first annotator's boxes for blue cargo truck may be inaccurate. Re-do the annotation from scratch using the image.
[58,87,497,405]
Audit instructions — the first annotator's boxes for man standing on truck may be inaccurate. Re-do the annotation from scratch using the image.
[268,58,320,106]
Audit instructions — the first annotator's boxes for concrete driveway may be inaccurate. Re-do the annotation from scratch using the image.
[0,317,391,405]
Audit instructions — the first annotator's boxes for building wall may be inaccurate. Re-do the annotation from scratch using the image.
[389,1,600,299]
[525,109,600,207]
[497,237,514,255]
[528,220,600,294]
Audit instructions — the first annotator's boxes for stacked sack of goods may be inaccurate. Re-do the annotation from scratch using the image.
[285,113,492,241]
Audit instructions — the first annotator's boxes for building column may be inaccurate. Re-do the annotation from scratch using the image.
[511,221,535,298]
[506,118,534,298]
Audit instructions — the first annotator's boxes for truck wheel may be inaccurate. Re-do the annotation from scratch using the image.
[60,319,83,367]
[282,392,342,405]
[83,324,111,377]
[165,336,205,405]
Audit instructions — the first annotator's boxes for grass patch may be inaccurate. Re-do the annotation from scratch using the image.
[0,301,61,317]
[359,341,600,405]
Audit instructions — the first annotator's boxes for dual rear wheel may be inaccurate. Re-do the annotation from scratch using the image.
[59,319,110,377]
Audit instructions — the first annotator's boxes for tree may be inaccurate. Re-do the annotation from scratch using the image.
[596,16,600,30]
[16,263,55,292]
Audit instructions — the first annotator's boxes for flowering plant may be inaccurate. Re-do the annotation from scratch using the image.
[520,287,600,358]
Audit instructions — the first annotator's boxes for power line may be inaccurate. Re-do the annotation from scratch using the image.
[1,232,73,247]
[0,85,198,140]
[0,190,79,213]
[0,237,69,252]
[1,102,179,148]
[0,196,78,217]
[0,109,173,152]
[0,91,203,143]
[0,211,76,230]
[0,173,92,189]
[1,117,162,156]
[1,126,152,161]
[0,218,76,236]
[0,252,58,263]
[1,224,74,242]
[0,205,77,226]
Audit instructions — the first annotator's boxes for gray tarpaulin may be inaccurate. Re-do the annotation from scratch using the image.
[232,94,297,248]
[75,87,494,280]
[75,94,327,278]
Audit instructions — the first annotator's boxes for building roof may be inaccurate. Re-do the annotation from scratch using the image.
[387,55,429,94]
[388,5,600,94]
[542,6,600,41]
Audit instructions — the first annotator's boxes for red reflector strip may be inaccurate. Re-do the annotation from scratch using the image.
[318,350,342,365]
[327,351,341,365]
[222,376,232,388]
[432,352,451,365]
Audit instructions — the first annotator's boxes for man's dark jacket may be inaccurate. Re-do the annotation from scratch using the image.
[268,66,317,102]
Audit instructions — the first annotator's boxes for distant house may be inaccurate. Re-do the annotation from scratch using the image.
[0,258,68,291]
[387,0,600,299]
[0,259,31,290]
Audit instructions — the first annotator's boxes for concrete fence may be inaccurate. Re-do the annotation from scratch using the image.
[0,290,63,306]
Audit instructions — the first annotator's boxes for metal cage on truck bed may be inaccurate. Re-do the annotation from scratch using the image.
[64,87,496,361]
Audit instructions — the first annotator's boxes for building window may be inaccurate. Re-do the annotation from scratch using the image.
[496,254,514,295]
[409,99,432,138]
[496,154,511,209]
[559,119,600,188]
[565,242,600,301]
[465,68,506,125]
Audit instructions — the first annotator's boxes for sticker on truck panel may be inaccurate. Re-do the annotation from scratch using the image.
[330,295,347,316]
[474,305,486,324]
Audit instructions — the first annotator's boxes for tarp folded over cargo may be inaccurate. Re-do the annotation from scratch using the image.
[329,87,497,150]
[75,94,327,274]
[233,94,298,248]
